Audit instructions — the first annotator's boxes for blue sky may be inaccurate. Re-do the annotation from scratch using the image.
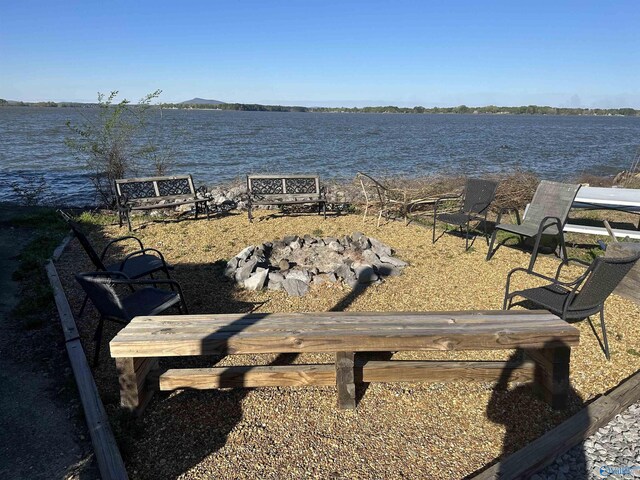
[1,1,639,107]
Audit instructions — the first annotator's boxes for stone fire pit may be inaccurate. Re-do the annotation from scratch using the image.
[224,232,407,296]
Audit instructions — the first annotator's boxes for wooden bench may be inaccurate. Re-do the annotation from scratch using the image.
[246,174,326,222]
[109,310,580,415]
[115,175,210,230]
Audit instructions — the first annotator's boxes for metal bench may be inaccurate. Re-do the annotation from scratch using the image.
[115,175,210,230]
[246,174,326,222]
[109,310,580,415]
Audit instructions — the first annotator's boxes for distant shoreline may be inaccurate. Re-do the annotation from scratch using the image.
[1,100,638,117]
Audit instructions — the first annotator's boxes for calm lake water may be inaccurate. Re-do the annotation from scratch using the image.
[1,106,639,205]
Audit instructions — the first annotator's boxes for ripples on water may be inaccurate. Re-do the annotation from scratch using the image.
[1,107,639,205]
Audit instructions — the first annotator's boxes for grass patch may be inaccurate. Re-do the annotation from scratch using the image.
[77,210,118,226]
[9,208,68,329]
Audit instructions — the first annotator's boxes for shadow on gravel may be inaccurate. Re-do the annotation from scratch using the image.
[470,343,589,479]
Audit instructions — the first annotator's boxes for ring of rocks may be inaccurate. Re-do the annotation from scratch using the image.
[225,232,407,296]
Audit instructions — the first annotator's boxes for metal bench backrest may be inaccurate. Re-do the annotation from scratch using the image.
[115,175,197,204]
[523,181,581,230]
[247,174,321,198]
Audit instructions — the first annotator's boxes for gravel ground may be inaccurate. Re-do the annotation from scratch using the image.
[55,211,640,480]
[534,402,640,479]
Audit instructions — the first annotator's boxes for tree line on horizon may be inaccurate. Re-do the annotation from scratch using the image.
[1,97,638,116]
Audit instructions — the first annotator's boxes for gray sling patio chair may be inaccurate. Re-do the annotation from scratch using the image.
[75,271,188,366]
[59,210,173,315]
[503,253,640,360]
[486,181,581,271]
[431,178,499,250]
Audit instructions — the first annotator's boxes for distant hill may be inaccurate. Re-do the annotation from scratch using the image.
[180,98,225,105]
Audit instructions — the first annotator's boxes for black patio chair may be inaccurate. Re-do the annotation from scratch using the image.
[75,271,188,366]
[58,210,173,315]
[431,178,499,250]
[503,253,640,360]
[486,181,580,270]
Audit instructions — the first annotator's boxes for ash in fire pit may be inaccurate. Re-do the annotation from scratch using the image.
[225,232,407,296]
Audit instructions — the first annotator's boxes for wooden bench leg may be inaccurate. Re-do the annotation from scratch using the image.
[115,357,158,416]
[526,346,571,410]
[336,351,356,410]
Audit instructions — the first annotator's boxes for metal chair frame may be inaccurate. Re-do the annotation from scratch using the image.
[431,178,499,250]
[75,271,188,367]
[58,210,173,316]
[486,181,580,270]
[503,254,640,359]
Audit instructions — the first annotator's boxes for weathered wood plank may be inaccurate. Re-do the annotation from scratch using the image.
[159,364,336,389]
[156,360,536,390]
[336,352,356,410]
[115,357,155,415]
[120,316,562,334]
[51,234,73,261]
[474,371,640,479]
[47,258,128,479]
[118,323,570,341]
[360,359,535,384]
[110,327,579,357]
[127,310,557,325]
[527,347,571,410]
[45,260,79,341]
[66,341,129,480]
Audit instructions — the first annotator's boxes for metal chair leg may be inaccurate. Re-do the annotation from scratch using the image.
[529,232,543,271]
[502,294,513,310]
[78,294,89,318]
[486,230,498,260]
[93,317,104,367]
[432,217,437,244]
[558,233,568,263]
[465,221,470,251]
[600,308,610,360]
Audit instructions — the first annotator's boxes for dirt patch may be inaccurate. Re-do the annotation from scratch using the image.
[0,205,97,479]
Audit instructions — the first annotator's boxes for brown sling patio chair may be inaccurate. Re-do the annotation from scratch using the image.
[59,210,173,315]
[75,271,188,366]
[431,178,499,250]
[356,172,410,226]
[503,253,640,360]
[486,181,580,270]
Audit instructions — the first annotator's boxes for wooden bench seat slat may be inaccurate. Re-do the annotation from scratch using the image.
[111,330,579,358]
[126,310,558,326]
[117,319,574,337]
